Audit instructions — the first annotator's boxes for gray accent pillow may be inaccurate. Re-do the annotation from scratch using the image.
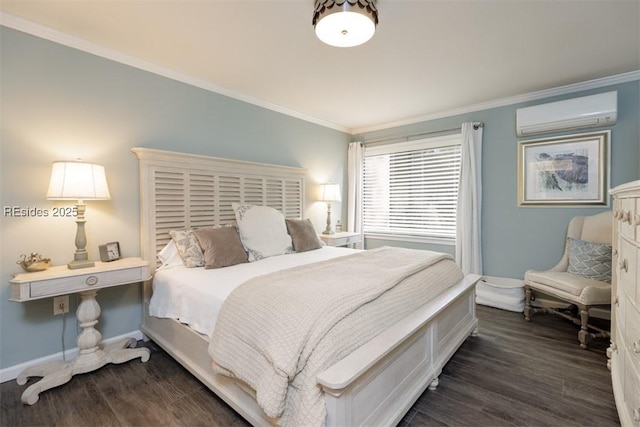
[193,226,248,269]
[567,237,612,283]
[286,219,322,252]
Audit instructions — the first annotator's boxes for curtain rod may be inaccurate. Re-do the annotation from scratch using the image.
[362,122,483,146]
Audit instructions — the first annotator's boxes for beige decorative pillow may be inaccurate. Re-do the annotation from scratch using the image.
[193,226,248,269]
[286,218,322,252]
[169,229,204,268]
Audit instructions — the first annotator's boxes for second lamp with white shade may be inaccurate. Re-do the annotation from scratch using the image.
[319,183,341,235]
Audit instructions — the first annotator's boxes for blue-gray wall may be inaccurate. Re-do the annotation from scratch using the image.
[1,25,638,371]
[0,27,350,370]
[357,81,640,279]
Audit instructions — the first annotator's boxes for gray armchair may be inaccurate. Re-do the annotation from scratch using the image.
[524,211,612,349]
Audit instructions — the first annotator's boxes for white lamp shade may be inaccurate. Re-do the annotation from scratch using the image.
[315,10,376,48]
[47,161,111,201]
[320,183,341,202]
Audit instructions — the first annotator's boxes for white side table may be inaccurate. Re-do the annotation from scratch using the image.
[320,231,362,247]
[10,257,151,405]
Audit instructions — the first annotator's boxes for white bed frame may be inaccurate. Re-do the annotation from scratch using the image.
[133,147,479,427]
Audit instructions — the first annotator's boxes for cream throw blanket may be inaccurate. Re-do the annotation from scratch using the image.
[208,247,461,426]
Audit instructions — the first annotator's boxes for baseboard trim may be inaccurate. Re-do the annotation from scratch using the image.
[0,330,144,383]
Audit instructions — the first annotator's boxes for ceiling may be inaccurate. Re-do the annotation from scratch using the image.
[1,1,639,134]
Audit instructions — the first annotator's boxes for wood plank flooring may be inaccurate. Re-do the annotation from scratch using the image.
[1,305,619,426]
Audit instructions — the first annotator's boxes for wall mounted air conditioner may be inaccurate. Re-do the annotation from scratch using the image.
[516,91,617,137]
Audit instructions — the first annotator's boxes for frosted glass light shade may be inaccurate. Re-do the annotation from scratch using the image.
[320,183,341,202]
[313,0,378,48]
[47,161,111,201]
[315,11,375,47]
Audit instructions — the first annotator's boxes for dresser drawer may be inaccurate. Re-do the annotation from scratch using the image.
[617,291,627,342]
[618,197,637,241]
[30,267,146,297]
[626,301,640,371]
[619,239,638,304]
[623,352,640,424]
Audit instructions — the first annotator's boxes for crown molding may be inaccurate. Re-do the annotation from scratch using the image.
[353,70,640,134]
[2,12,637,136]
[0,12,351,134]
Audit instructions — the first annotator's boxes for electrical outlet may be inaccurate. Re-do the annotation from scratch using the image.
[53,295,69,315]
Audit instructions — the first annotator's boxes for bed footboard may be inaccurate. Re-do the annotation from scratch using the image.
[318,274,478,426]
[142,274,479,427]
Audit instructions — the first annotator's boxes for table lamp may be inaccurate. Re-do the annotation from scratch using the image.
[319,183,341,234]
[46,161,111,269]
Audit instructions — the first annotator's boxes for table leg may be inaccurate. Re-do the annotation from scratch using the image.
[17,289,150,405]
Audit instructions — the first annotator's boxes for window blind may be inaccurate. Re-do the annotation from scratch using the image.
[362,135,461,241]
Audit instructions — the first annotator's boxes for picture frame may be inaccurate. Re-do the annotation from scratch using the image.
[517,130,610,206]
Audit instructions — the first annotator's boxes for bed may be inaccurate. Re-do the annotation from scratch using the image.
[133,147,480,427]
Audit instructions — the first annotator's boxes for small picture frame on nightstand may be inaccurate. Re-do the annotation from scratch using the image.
[99,242,121,262]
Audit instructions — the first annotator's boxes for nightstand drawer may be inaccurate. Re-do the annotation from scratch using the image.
[30,267,146,298]
[320,232,362,247]
[342,234,360,245]
[10,258,150,301]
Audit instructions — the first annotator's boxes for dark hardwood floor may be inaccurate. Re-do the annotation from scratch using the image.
[1,305,619,427]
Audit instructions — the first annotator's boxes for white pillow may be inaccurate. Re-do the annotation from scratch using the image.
[232,203,293,262]
[157,240,184,268]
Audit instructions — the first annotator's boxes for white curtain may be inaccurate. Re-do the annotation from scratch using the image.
[456,122,483,275]
[347,141,364,249]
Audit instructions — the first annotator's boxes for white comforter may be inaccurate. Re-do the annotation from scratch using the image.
[209,247,462,426]
[150,246,357,336]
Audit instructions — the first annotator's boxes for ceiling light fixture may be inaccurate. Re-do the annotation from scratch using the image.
[313,0,378,48]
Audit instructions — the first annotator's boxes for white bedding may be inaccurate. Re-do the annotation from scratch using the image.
[209,247,460,426]
[149,246,359,337]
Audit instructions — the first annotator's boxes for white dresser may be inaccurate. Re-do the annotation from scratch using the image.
[610,180,640,426]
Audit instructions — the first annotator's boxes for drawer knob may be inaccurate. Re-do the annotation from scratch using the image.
[634,408,640,422]
[85,276,99,286]
[613,296,619,306]
[620,259,628,273]
[633,340,640,354]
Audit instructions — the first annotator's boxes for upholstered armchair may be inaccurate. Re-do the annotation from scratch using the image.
[524,211,612,349]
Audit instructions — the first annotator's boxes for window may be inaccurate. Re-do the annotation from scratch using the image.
[362,134,461,244]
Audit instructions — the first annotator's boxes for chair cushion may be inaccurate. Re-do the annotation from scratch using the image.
[567,237,612,283]
[525,270,610,305]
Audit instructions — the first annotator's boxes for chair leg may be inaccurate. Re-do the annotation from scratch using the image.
[578,305,591,349]
[524,285,533,321]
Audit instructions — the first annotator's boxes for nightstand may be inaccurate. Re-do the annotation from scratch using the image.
[320,231,362,247]
[9,257,151,405]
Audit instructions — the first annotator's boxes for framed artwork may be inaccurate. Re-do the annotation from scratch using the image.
[517,130,610,206]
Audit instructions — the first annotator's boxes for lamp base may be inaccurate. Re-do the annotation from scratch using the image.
[324,202,334,235]
[68,259,95,270]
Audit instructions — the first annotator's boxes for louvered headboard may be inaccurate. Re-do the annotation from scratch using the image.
[132,148,307,271]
